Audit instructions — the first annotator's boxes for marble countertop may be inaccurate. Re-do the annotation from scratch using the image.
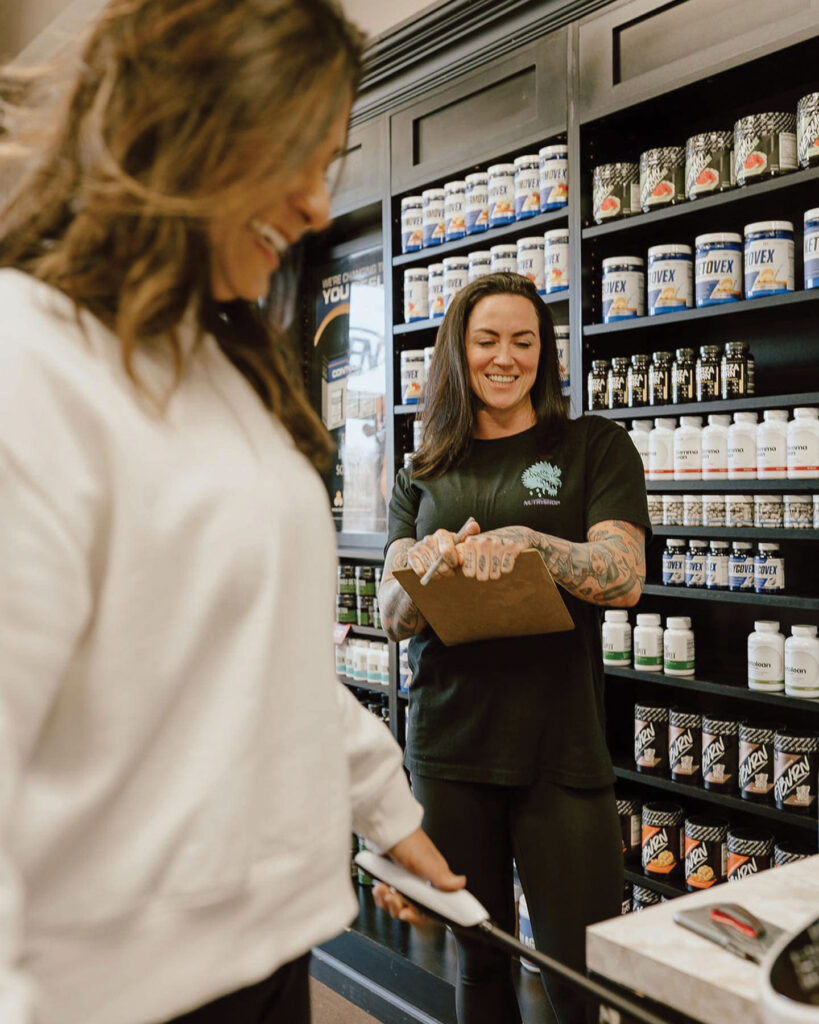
[587,856,819,1024]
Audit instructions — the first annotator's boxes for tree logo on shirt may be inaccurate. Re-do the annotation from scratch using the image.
[521,460,562,498]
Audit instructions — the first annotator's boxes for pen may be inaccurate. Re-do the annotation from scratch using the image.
[420,516,477,586]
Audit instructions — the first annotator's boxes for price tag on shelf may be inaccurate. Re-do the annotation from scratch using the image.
[334,622,351,645]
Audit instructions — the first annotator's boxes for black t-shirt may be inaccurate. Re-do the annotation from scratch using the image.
[386,414,652,788]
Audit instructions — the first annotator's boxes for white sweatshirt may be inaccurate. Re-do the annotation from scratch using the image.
[0,270,422,1024]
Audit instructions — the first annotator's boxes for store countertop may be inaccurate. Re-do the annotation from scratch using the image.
[587,856,819,1024]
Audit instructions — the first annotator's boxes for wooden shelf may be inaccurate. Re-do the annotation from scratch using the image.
[593,392,819,421]
[641,583,819,610]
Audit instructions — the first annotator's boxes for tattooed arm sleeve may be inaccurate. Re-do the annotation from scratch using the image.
[379,539,429,640]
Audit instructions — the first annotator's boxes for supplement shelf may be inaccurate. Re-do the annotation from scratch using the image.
[395,404,421,416]
[622,869,684,901]
[582,165,819,242]
[340,677,391,696]
[641,584,819,610]
[645,479,819,493]
[650,526,819,542]
[394,287,571,336]
[393,208,569,268]
[583,289,819,336]
[605,666,819,713]
[612,761,817,834]
[348,625,389,639]
[594,391,819,421]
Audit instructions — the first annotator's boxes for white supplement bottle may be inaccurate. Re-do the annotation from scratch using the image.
[628,420,651,476]
[785,625,819,700]
[664,616,695,676]
[603,610,632,666]
[727,411,758,480]
[648,417,676,481]
[756,409,789,478]
[747,621,785,692]
[673,415,703,480]
[787,407,819,478]
[701,414,731,479]
[634,613,663,672]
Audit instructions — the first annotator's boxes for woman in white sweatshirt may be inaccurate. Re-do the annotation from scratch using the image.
[0,2,462,1022]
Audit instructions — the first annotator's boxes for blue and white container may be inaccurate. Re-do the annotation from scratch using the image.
[468,250,492,282]
[444,180,467,241]
[755,544,785,594]
[602,256,645,322]
[465,172,489,234]
[487,163,515,227]
[544,228,569,294]
[804,207,819,289]
[744,221,794,299]
[403,269,429,323]
[729,542,755,592]
[555,325,570,396]
[514,154,541,219]
[662,539,686,586]
[400,350,426,405]
[442,256,468,313]
[539,145,568,211]
[400,195,424,253]
[428,263,444,319]
[490,244,517,274]
[516,237,545,293]
[647,244,693,316]
[694,233,742,307]
[422,188,446,247]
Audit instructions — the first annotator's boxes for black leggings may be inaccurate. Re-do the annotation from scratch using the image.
[411,773,622,1024]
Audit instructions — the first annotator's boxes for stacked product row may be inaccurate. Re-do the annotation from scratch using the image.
[337,563,382,627]
[588,342,755,411]
[660,538,785,593]
[335,638,389,690]
[626,408,819,481]
[399,144,568,252]
[402,230,569,321]
[600,211,818,324]
[591,91,819,223]
[645,491,819,530]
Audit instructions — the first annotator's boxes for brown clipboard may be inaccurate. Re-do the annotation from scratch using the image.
[393,549,574,646]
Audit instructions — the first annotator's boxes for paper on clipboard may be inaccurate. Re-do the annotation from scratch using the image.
[393,549,574,646]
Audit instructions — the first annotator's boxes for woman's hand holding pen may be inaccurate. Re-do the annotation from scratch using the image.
[407,519,482,581]
[457,526,532,581]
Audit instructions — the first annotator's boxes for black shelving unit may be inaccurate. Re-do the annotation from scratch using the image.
[650,526,819,542]
[346,624,389,640]
[640,584,819,610]
[595,390,819,421]
[623,869,684,901]
[340,677,391,696]
[644,479,819,492]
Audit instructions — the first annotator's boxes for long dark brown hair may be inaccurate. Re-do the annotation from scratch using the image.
[411,272,567,479]
[0,0,365,468]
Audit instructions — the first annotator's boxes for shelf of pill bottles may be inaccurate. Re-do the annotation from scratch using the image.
[612,760,817,833]
[644,479,819,492]
[622,869,684,901]
[605,665,819,714]
[583,288,819,336]
[641,584,819,611]
[582,165,819,242]
[650,526,819,542]
[394,289,572,336]
[594,391,819,422]
[392,208,569,269]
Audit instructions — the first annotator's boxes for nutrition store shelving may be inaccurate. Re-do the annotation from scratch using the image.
[622,870,683,901]
[341,678,390,697]
[651,526,819,542]
[394,285,572,335]
[595,390,819,421]
[640,585,819,611]
[645,479,819,492]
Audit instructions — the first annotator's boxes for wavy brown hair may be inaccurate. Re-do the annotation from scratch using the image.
[0,0,365,468]
[411,272,567,479]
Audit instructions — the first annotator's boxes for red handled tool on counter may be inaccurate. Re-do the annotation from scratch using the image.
[356,851,676,1024]
[674,901,784,963]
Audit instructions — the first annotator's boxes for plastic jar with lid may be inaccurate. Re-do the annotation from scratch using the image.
[647,417,676,481]
[587,360,610,411]
[673,416,702,480]
[400,196,424,253]
[539,145,569,211]
[727,828,774,881]
[756,409,789,478]
[468,250,492,282]
[696,345,722,401]
[727,412,758,479]
[648,351,673,405]
[671,348,695,404]
[642,802,684,879]
[739,723,777,803]
[516,237,545,294]
[544,229,569,294]
[628,420,651,476]
[639,147,685,212]
[602,257,645,322]
[706,541,729,590]
[785,625,819,700]
[728,542,755,592]
[694,233,742,306]
[669,709,702,784]
[685,131,734,199]
[684,817,728,890]
[804,207,819,288]
[421,188,446,247]
[662,539,686,587]
[701,717,739,793]
[428,263,444,318]
[635,702,668,773]
[634,614,663,673]
[775,841,814,867]
[627,354,650,407]
[721,342,748,398]
[514,154,541,219]
[647,244,693,315]
[403,269,429,323]
[701,414,731,479]
[487,164,515,226]
[734,112,797,185]
[442,256,468,313]
[784,493,813,529]
[607,357,629,410]
[748,621,785,692]
[444,180,467,241]
[786,407,819,477]
[754,494,784,529]
[685,540,708,588]
[592,162,639,223]
[664,617,695,676]
[754,543,785,594]
[744,221,794,299]
[798,93,819,169]
[773,729,819,813]
[490,243,517,274]
[465,172,489,234]
[603,610,632,667]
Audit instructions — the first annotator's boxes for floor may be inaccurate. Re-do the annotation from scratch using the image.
[310,978,381,1024]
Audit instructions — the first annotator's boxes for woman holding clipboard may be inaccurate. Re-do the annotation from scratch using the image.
[378,272,651,1024]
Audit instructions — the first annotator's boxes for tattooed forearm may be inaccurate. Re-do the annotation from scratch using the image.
[379,539,428,640]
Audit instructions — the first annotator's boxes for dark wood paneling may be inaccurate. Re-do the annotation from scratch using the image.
[331,118,387,219]
[390,30,568,194]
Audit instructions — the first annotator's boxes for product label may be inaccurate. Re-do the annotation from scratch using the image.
[729,556,754,590]
[403,276,428,322]
[754,558,785,593]
[544,242,569,293]
[422,201,445,246]
[739,742,773,796]
[748,642,784,685]
[465,184,489,234]
[787,428,819,474]
[635,719,663,768]
[686,146,732,198]
[685,553,706,587]
[634,644,662,669]
[673,443,702,475]
[785,648,819,696]
[648,257,693,313]
[642,825,680,874]
[517,250,545,292]
[702,732,734,786]
[745,239,794,298]
[805,227,819,286]
[515,166,541,218]
[669,726,699,777]
[401,206,424,252]
[695,249,741,305]
[539,157,568,210]
[641,164,683,209]
[648,432,673,476]
[774,751,816,808]
[727,853,763,880]
[662,553,685,586]
[757,437,787,474]
[556,333,570,393]
[685,837,721,888]
[706,554,728,588]
[444,191,466,239]
[602,270,644,321]
[400,355,425,404]
[727,438,756,473]
[696,363,720,400]
[428,275,444,318]
[488,177,515,224]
